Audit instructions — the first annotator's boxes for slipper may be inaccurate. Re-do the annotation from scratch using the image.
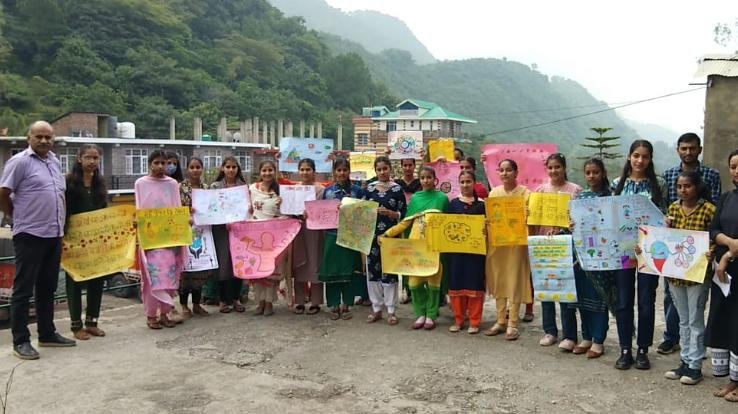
[387,313,398,325]
[449,325,462,332]
[411,316,426,330]
[233,302,245,313]
[293,304,305,315]
[329,307,340,320]
[573,345,592,355]
[522,313,534,323]
[146,317,162,330]
[468,326,480,335]
[307,305,321,315]
[219,304,233,314]
[366,311,382,323]
[341,306,353,320]
[504,327,519,341]
[725,390,738,402]
[586,349,604,359]
[423,319,435,330]
[714,383,738,397]
[483,323,506,336]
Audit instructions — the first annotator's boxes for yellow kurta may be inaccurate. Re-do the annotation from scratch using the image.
[485,185,533,303]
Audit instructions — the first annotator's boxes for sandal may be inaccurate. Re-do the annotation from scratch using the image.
[423,319,436,330]
[366,311,382,323]
[147,317,162,330]
[233,302,245,313]
[505,327,519,341]
[73,329,90,340]
[484,323,506,336]
[341,306,353,320]
[725,390,738,402]
[181,307,193,319]
[329,307,341,320]
[387,313,398,325]
[714,383,738,397]
[293,304,305,314]
[253,301,265,316]
[85,326,106,337]
[192,305,209,316]
[219,304,233,313]
[522,312,534,323]
[159,315,176,328]
[412,316,426,330]
[307,305,321,315]
[449,325,461,332]
[468,326,480,335]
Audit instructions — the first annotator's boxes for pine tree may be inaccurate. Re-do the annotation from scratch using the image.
[579,127,621,160]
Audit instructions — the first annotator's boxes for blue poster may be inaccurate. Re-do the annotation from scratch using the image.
[279,137,334,173]
[569,195,665,271]
[528,235,577,303]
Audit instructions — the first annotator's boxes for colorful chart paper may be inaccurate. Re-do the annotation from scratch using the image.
[428,138,455,162]
[428,161,461,200]
[279,137,334,173]
[349,151,376,181]
[637,225,710,283]
[279,185,316,215]
[185,225,218,271]
[62,205,137,282]
[425,213,486,254]
[305,199,340,230]
[527,192,571,228]
[481,143,557,190]
[485,196,528,246]
[528,235,577,302]
[570,195,665,270]
[380,237,440,276]
[229,218,301,279]
[192,186,251,225]
[137,207,193,250]
[388,131,423,160]
[336,198,379,254]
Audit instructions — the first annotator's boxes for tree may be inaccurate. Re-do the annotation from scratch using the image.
[714,19,738,51]
[578,127,622,160]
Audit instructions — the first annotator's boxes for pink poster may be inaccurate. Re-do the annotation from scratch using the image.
[229,218,301,279]
[428,161,461,200]
[305,199,340,230]
[481,143,558,190]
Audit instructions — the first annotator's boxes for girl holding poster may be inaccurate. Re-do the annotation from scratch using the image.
[210,157,248,314]
[381,166,448,330]
[446,170,486,334]
[64,144,108,340]
[319,158,365,320]
[484,159,533,341]
[364,156,406,325]
[135,150,186,329]
[534,153,582,349]
[291,158,325,315]
[249,160,283,316]
[611,140,667,370]
[178,157,211,318]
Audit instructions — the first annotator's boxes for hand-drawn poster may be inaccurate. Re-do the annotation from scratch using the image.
[380,237,440,276]
[192,186,251,225]
[485,196,528,246]
[137,207,193,250]
[481,143,557,190]
[229,218,301,279]
[428,161,461,200]
[428,139,455,162]
[570,195,665,270]
[279,185,316,215]
[62,205,137,282]
[528,235,577,302]
[349,151,376,181]
[388,131,423,160]
[637,225,710,283]
[279,137,334,173]
[336,199,379,254]
[184,225,219,271]
[425,213,486,255]
[527,192,571,228]
[305,199,340,230]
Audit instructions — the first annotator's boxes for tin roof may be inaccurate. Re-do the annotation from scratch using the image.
[693,54,738,80]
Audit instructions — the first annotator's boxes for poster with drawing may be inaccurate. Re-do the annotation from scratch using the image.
[485,196,528,246]
[380,237,440,276]
[388,131,423,160]
[427,161,461,200]
[570,195,665,271]
[305,199,340,230]
[192,186,251,225]
[184,225,218,271]
[229,218,301,279]
[349,151,376,181]
[278,137,334,173]
[425,213,486,255]
[336,198,379,255]
[527,192,571,228]
[528,235,577,302]
[136,207,193,250]
[481,143,557,190]
[637,225,710,283]
[279,185,316,215]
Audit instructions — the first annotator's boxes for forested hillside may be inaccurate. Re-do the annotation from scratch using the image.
[0,0,394,138]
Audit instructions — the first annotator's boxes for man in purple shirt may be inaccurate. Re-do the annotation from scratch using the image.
[0,121,75,360]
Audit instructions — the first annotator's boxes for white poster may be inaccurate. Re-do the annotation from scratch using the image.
[185,225,219,271]
[279,185,317,215]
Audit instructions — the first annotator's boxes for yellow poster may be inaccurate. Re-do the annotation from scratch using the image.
[349,151,376,181]
[380,237,440,276]
[425,213,486,254]
[486,196,528,246]
[61,205,137,282]
[428,139,455,162]
[137,207,193,250]
[527,192,571,228]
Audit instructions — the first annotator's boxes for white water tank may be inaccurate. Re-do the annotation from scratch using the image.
[117,122,136,138]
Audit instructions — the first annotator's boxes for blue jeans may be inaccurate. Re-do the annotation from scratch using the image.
[580,308,609,344]
[668,280,709,369]
[614,269,659,350]
[542,301,577,340]
[663,282,681,344]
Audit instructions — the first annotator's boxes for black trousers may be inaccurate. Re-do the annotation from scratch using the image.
[11,233,62,345]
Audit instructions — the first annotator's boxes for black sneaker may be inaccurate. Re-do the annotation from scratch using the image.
[656,341,680,355]
[635,349,651,370]
[679,367,703,385]
[12,342,39,360]
[664,361,688,380]
[615,349,634,370]
[38,333,76,347]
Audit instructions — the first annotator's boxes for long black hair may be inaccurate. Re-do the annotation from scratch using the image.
[583,157,611,196]
[614,140,664,207]
[256,159,279,195]
[458,170,478,201]
[333,157,352,190]
[677,170,711,204]
[66,144,107,207]
[214,156,246,184]
[164,151,184,182]
[545,153,568,181]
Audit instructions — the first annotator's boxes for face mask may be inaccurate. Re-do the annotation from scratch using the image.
[165,164,177,176]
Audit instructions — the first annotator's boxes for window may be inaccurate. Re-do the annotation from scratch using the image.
[57,148,79,174]
[125,149,148,175]
[172,149,186,168]
[386,121,397,132]
[202,149,222,170]
[10,148,24,157]
[357,133,369,146]
[234,150,252,173]
[410,120,415,128]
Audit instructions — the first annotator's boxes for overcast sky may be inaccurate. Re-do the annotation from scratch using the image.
[325,0,737,137]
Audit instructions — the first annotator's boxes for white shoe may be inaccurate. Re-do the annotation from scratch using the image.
[539,334,558,346]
